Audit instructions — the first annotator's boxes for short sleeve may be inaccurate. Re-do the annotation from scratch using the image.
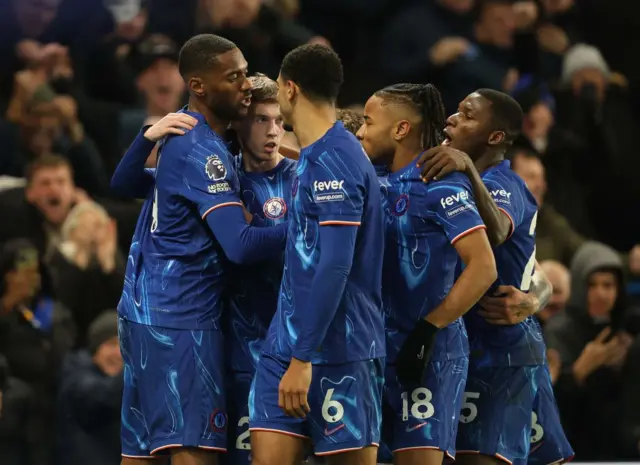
[180,143,243,219]
[306,148,364,226]
[429,177,486,244]
[483,175,525,239]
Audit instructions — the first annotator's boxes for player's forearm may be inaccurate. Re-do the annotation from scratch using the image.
[206,206,288,264]
[465,168,510,246]
[528,261,552,313]
[291,226,356,361]
[425,251,497,328]
[111,129,155,198]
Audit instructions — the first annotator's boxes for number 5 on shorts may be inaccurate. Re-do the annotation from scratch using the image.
[459,392,480,423]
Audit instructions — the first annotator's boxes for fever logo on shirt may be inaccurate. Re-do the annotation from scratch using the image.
[263,197,287,219]
[205,154,227,181]
[393,194,410,216]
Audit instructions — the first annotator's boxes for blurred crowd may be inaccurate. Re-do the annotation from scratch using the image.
[0,0,639,464]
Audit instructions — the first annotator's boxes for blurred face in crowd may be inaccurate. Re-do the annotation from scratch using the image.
[356,96,402,166]
[191,48,251,121]
[3,252,41,303]
[512,152,547,206]
[443,93,499,161]
[540,0,573,15]
[20,102,60,156]
[227,0,261,28]
[571,68,607,103]
[238,102,284,163]
[67,207,110,250]
[439,0,475,14]
[26,164,75,226]
[475,2,516,48]
[523,102,553,152]
[587,271,618,319]
[94,336,123,377]
[538,261,571,322]
[14,0,61,37]
[137,58,186,115]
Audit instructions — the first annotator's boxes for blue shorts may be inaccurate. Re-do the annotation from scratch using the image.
[249,354,385,456]
[524,367,574,465]
[456,365,543,464]
[119,318,227,457]
[226,371,253,465]
[378,357,469,463]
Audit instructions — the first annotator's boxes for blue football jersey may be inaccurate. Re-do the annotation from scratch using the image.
[226,156,298,372]
[381,162,486,363]
[263,122,386,364]
[118,111,243,330]
[464,160,544,367]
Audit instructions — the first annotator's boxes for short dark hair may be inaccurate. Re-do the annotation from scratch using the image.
[248,73,278,104]
[178,34,237,79]
[374,83,446,149]
[476,88,523,144]
[280,44,343,103]
[336,108,364,135]
[25,154,73,184]
[507,147,539,170]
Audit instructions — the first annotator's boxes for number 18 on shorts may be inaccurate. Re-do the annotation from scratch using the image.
[379,357,469,462]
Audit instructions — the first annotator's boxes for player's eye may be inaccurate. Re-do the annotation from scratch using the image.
[228,73,239,81]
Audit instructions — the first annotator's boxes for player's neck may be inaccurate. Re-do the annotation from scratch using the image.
[390,142,423,173]
[291,100,336,149]
[187,99,230,136]
[475,151,504,173]
[243,152,283,173]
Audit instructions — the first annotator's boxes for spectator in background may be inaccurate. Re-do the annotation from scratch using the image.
[0,239,75,463]
[2,65,109,193]
[50,202,125,348]
[148,0,324,80]
[538,259,571,325]
[619,333,640,458]
[379,0,475,84]
[511,148,585,266]
[0,354,47,465]
[551,43,640,250]
[57,311,122,465]
[0,155,84,261]
[118,34,185,150]
[544,241,634,460]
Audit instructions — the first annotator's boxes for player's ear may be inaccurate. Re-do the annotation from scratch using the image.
[393,120,411,141]
[488,130,505,146]
[188,77,205,98]
[285,80,298,103]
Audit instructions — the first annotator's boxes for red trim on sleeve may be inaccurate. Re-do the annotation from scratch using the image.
[451,225,487,245]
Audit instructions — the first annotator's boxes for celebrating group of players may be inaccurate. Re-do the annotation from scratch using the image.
[111,33,574,465]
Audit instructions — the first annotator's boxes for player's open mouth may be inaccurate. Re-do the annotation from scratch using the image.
[264,141,277,153]
[442,128,452,146]
[241,96,252,107]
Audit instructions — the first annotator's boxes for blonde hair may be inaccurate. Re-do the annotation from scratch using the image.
[61,201,109,240]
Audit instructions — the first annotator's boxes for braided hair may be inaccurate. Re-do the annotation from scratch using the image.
[374,83,446,150]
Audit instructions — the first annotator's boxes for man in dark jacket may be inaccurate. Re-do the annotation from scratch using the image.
[544,241,634,460]
[57,310,123,465]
